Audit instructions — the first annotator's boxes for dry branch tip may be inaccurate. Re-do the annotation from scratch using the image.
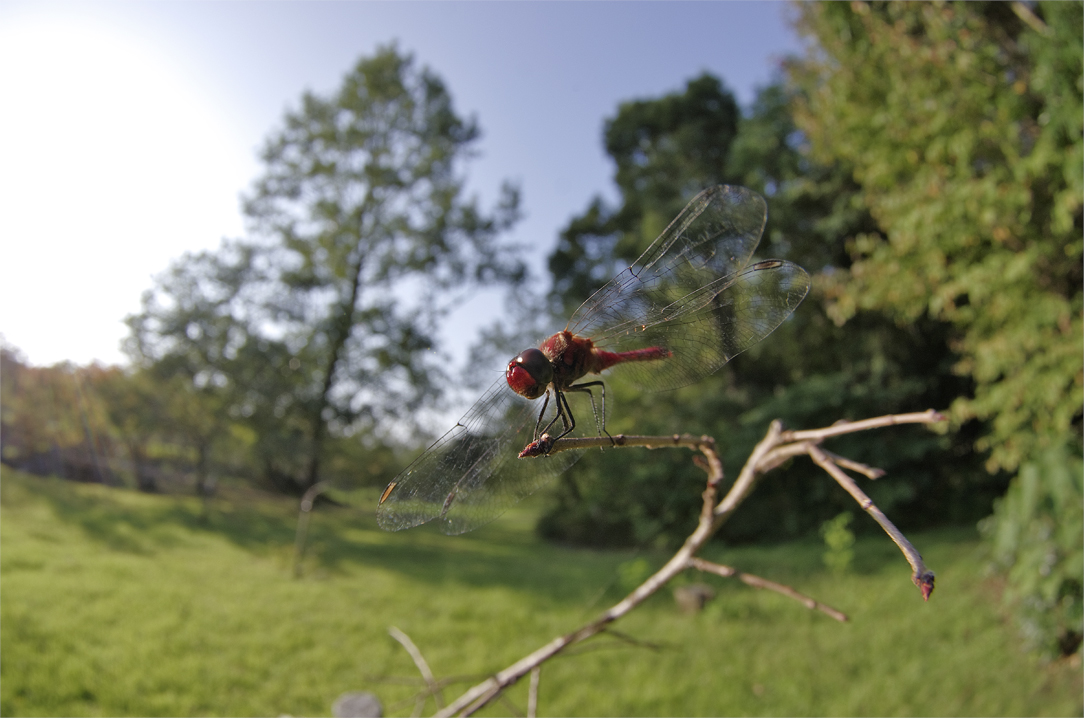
[913,571,936,601]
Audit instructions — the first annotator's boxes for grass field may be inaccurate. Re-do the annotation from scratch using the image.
[2,468,1080,717]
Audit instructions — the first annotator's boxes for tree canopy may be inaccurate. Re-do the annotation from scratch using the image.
[536,72,994,548]
[790,1,1082,472]
[127,45,524,493]
[788,0,1082,658]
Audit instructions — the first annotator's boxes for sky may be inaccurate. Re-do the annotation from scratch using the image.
[0,1,806,369]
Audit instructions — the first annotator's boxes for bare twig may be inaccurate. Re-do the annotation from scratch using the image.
[426,409,946,715]
[389,626,445,713]
[435,437,724,717]
[821,450,885,479]
[523,432,707,456]
[527,667,540,718]
[688,558,849,622]
[779,410,944,443]
[1012,0,1053,36]
[714,420,783,524]
[806,445,936,600]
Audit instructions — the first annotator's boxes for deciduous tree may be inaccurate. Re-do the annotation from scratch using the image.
[129,45,525,493]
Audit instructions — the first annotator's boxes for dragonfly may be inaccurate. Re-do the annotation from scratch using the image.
[377,185,810,535]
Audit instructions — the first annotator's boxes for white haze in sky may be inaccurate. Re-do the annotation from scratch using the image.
[0,13,253,366]
[0,1,803,369]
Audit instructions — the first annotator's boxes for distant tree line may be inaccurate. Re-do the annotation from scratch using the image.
[2,4,1078,657]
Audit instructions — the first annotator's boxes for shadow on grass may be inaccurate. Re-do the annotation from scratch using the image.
[4,470,982,606]
[4,472,297,557]
[3,471,627,602]
[303,505,634,604]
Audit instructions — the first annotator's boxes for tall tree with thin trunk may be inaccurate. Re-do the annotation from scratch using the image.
[129,45,524,493]
[242,45,523,492]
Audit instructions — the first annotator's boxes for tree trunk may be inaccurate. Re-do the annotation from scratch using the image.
[303,250,366,489]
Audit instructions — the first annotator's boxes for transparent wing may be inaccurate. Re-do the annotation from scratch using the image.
[376,378,584,535]
[567,186,767,338]
[567,186,810,391]
[379,185,810,535]
[594,260,810,391]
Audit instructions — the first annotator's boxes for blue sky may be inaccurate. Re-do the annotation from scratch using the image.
[0,1,805,368]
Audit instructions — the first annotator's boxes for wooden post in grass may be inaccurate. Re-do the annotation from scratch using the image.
[293,481,330,578]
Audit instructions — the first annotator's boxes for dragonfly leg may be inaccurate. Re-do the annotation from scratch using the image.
[533,392,553,441]
[536,388,577,442]
[568,381,615,446]
[551,388,577,441]
[524,389,577,457]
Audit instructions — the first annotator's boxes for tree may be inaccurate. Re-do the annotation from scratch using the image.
[0,346,117,484]
[538,74,997,547]
[548,73,741,315]
[127,241,269,484]
[93,366,166,492]
[129,45,525,494]
[788,1,1082,656]
[790,1,1082,472]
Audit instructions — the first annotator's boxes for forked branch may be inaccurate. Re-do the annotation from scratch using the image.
[419,409,945,716]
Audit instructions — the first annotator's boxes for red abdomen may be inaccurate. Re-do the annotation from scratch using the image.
[595,346,672,372]
[538,330,671,389]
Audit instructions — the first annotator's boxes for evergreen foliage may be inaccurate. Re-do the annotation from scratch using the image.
[790,0,1082,657]
[790,1,1082,472]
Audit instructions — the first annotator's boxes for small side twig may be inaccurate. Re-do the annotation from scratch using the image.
[807,445,935,600]
[779,409,944,442]
[527,667,540,718]
[688,558,849,622]
[820,449,885,479]
[389,626,445,713]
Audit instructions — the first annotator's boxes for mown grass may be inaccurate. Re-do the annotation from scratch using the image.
[2,468,1080,717]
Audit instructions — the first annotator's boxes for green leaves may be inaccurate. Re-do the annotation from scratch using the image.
[981,444,1083,657]
[791,1,1083,472]
[791,1,1083,656]
[821,512,856,575]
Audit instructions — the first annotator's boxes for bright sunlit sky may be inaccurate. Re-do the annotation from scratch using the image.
[0,1,805,369]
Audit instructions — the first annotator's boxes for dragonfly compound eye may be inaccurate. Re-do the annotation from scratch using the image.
[506,348,553,399]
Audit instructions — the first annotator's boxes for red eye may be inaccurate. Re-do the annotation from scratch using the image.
[506,348,553,399]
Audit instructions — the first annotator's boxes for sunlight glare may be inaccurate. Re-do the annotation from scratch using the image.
[0,14,254,366]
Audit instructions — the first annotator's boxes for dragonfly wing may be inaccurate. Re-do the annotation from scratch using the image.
[376,378,584,535]
[594,260,810,392]
[567,186,767,340]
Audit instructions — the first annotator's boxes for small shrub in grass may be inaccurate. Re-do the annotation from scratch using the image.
[981,444,1084,658]
[820,511,856,575]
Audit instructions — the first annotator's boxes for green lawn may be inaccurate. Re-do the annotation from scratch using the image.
[2,468,1080,717]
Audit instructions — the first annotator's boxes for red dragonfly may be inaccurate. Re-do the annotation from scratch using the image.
[377,185,810,534]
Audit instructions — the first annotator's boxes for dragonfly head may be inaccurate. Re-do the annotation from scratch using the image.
[506,348,552,400]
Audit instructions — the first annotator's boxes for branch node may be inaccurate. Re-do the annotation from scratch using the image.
[387,626,444,710]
